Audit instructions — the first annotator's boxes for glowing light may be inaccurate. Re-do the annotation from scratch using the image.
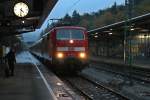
[94,35,98,38]
[56,52,64,59]
[130,28,134,31]
[138,35,150,39]
[109,32,112,35]
[57,82,62,86]
[138,35,145,39]
[69,40,74,44]
[22,21,25,23]
[79,52,86,58]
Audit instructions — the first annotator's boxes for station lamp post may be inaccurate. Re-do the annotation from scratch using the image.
[124,0,134,85]
[124,0,134,65]
[124,0,128,64]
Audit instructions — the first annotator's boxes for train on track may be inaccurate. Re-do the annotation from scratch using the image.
[30,26,89,72]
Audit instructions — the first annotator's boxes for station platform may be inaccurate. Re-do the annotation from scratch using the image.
[90,56,150,70]
[0,52,55,100]
[0,51,80,100]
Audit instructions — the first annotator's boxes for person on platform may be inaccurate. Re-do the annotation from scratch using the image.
[5,48,16,76]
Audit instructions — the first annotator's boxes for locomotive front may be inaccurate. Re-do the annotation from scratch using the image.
[53,27,89,70]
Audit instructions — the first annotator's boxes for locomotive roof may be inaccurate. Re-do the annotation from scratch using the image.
[54,26,86,30]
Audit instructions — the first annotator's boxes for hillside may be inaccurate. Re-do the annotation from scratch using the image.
[48,0,150,31]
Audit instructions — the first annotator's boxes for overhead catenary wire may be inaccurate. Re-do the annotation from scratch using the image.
[65,0,81,15]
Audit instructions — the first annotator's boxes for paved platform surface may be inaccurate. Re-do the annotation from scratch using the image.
[0,52,54,100]
[0,51,84,100]
[90,56,150,69]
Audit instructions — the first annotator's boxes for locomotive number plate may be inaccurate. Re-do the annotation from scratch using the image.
[68,47,74,51]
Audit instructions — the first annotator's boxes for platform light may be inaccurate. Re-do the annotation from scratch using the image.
[109,32,112,35]
[79,52,86,59]
[94,35,98,38]
[57,82,62,86]
[147,36,150,38]
[56,52,64,59]
[138,35,150,39]
[22,20,25,24]
[130,28,134,31]
[138,35,144,39]
[95,32,98,35]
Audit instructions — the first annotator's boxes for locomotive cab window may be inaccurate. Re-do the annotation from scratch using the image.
[56,29,84,40]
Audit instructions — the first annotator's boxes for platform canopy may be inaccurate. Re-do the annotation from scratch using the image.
[0,0,58,37]
[88,13,150,40]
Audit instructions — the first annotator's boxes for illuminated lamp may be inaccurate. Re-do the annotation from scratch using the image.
[69,40,74,44]
[109,32,112,35]
[56,52,64,59]
[79,52,86,59]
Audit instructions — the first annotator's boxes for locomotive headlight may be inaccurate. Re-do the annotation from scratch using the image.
[79,52,86,59]
[57,52,64,59]
[69,40,74,44]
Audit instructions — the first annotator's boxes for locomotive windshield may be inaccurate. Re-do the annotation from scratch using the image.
[56,29,84,40]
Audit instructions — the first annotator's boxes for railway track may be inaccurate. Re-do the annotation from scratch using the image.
[63,75,130,100]
[91,63,150,83]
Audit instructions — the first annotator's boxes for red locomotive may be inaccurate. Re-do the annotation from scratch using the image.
[31,26,89,72]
